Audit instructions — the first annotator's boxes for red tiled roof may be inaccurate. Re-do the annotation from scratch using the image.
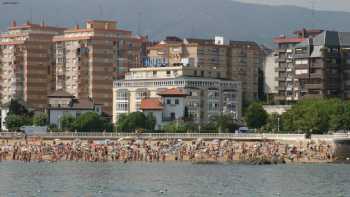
[157,88,187,97]
[140,98,163,110]
[273,37,305,44]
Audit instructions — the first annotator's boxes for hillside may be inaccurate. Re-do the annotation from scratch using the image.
[0,0,350,45]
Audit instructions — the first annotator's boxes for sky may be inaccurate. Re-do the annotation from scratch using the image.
[235,0,350,12]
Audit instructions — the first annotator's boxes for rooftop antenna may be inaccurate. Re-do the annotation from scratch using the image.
[98,4,104,19]
[137,11,141,35]
[311,0,315,28]
[29,1,33,23]
[191,24,195,38]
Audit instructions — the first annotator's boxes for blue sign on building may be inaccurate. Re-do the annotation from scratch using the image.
[143,57,169,67]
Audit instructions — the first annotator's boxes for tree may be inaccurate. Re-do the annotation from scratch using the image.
[329,101,350,131]
[73,112,107,132]
[263,113,281,133]
[60,114,76,131]
[145,113,157,131]
[209,114,239,133]
[116,112,147,132]
[162,121,199,133]
[281,99,344,134]
[8,99,32,116]
[33,112,48,126]
[244,103,268,129]
[5,114,32,131]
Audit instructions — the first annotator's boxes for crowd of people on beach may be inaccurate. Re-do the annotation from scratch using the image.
[0,138,335,164]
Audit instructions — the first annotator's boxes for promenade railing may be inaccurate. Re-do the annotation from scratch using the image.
[2,132,348,140]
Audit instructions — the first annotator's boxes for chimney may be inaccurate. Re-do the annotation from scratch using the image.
[11,20,17,27]
[41,19,45,27]
[75,24,80,29]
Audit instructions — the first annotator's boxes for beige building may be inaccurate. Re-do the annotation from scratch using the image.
[146,37,228,79]
[228,41,265,103]
[115,29,147,79]
[53,20,119,115]
[113,66,242,125]
[0,21,64,109]
[145,37,264,103]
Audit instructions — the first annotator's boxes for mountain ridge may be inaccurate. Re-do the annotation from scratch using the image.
[0,0,350,45]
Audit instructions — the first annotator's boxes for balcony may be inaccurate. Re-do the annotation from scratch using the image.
[305,83,323,90]
[310,73,324,79]
[274,95,286,100]
[275,67,286,72]
[276,76,286,81]
[294,64,309,69]
[275,49,286,53]
[295,74,309,79]
[276,57,286,63]
[293,54,309,59]
[162,116,176,122]
[278,86,286,91]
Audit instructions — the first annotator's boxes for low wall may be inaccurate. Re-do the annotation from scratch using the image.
[2,132,350,160]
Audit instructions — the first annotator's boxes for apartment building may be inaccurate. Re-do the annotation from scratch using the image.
[272,29,323,103]
[228,41,265,103]
[146,36,228,79]
[52,20,119,115]
[115,29,148,79]
[293,31,350,99]
[145,37,264,104]
[113,66,241,125]
[0,21,64,109]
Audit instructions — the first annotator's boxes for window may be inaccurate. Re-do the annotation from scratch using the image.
[166,71,171,75]
[167,99,171,104]
[295,69,308,75]
[295,59,308,65]
[170,112,176,120]
[347,58,350,65]
[175,99,179,105]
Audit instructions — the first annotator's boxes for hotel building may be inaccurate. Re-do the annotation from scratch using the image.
[0,21,64,109]
[113,66,241,126]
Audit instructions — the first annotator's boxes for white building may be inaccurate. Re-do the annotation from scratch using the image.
[140,88,188,130]
[0,107,9,131]
[263,52,279,102]
[48,90,102,128]
[113,66,242,127]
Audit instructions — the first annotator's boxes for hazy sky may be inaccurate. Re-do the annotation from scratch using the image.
[235,0,350,12]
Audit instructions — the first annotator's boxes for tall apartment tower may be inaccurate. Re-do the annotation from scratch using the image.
[0,21,64,109]
[115,29,147,79]
[272,29,323,103]
[227,41,265,104]
[53,20,118,114]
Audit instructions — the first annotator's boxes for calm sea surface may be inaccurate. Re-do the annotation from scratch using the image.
[0,161,349,197]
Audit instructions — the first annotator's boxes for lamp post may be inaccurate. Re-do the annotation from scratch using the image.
[277,116,280,133]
